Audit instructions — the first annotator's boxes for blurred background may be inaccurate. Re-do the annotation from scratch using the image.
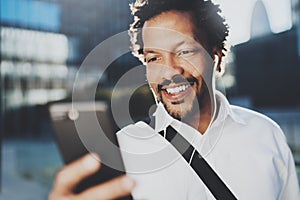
[0,0,299,199]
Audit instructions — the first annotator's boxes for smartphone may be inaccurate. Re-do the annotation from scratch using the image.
[49,101,133,200]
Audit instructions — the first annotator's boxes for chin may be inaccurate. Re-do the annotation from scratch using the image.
[166,104,190,119]
[162,97,197,120]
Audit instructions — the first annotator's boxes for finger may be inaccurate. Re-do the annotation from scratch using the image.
[52,153,101,195]
[75,175,135,200]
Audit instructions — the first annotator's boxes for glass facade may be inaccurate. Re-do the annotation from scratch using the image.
[0,0,61,31]
[1,27,71,109]
[1,0,73,198]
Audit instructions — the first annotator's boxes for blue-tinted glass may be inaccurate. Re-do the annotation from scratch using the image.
[0,0,61,31]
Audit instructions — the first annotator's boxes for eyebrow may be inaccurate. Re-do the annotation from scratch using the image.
[143,49,157,54]
[143,40,198,54]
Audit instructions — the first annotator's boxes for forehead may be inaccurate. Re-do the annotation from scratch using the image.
[143,10,195,34]
[142,10,205,51]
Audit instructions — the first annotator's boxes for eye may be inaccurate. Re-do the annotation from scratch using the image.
[177,49,200,57]
[145,55,161,63]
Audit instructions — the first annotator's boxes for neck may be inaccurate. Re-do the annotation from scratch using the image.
[183,93,213,134]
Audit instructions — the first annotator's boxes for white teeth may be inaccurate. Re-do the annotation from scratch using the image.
[166,84,190,94]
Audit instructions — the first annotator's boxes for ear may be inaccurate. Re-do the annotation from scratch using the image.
[213,48,223,72]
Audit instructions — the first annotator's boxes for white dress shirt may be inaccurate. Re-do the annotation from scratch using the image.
[117,91,300,200]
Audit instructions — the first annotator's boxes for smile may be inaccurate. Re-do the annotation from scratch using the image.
[165,84,191,94]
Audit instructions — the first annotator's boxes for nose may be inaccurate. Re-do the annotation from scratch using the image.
[161,53,184,80]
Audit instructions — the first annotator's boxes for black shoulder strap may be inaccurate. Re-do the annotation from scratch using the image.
[143,118,237,200]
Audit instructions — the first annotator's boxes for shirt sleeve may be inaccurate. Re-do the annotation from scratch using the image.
[279,148,300,199]
[275,127,300,199]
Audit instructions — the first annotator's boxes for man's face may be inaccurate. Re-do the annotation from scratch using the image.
[142,10,215,119]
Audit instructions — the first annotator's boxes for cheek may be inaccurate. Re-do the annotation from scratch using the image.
[187,58,209,74]
[183,57,214,84]
[146,66,159,92]
[146,65,164,85]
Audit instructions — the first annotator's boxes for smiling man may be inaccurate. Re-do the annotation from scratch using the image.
[118,0,300,199]
[49,0,300,199]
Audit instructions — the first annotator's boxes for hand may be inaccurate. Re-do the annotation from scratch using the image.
[49,153,135,200]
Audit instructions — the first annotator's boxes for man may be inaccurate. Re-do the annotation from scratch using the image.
[49,0,300,199]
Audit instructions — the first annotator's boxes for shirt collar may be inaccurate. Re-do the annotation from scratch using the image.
[153,90,246,133]
[215,91,246,126]
[153,102,174,133]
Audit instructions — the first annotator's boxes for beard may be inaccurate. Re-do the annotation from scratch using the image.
[157,75,209,121]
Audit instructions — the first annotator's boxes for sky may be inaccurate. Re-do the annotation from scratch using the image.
[213,0,293,45]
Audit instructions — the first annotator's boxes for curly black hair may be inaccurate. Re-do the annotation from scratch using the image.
[129,0,229,62]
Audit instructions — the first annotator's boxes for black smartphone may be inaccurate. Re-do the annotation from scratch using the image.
[49,101,133,200]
